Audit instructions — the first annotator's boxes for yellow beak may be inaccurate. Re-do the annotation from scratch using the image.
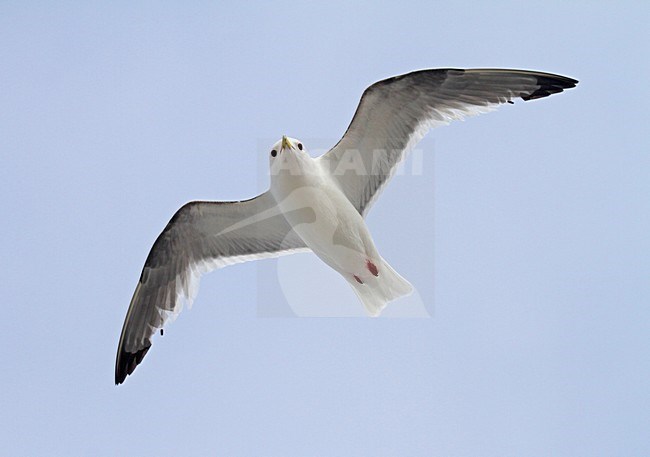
[281,135,293,150]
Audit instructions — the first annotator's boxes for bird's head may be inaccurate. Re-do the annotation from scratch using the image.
[268,135,308,177]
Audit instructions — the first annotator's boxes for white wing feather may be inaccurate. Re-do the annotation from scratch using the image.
[115,191,308,383]
[322,68,577,215]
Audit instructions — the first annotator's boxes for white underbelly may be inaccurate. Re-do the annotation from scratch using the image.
[274,180,374,271]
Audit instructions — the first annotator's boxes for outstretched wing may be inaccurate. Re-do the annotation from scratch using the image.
[321,68,578,216]
[116,191,308,384]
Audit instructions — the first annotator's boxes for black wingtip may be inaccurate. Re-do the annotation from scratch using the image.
[521,74,579,101]
[115,343,151,385]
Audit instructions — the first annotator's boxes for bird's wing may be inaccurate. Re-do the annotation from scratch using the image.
[115,191,308,384]
[320,68,578,216]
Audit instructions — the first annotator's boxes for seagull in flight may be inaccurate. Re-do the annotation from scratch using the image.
[116,68,578,384]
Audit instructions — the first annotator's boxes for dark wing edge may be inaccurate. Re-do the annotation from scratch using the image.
[372,68,578,100]
[115,310,151,385]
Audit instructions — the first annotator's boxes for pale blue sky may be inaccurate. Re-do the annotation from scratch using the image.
[1,1,649,456]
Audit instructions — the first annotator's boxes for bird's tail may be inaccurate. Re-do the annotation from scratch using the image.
[348,257,413,316]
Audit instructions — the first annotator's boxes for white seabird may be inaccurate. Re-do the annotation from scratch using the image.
[116,68,578,384]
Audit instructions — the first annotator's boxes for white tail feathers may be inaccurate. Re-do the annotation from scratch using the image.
[348,258,413,316]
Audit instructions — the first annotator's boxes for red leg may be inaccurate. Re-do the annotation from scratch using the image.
[366,259,379,277]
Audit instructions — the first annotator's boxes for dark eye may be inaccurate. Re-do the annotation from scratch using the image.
[271,150,277,157]
[297,143,303,151]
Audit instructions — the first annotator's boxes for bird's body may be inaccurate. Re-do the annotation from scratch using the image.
[115,67,578,384]
[270,136,412,315]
